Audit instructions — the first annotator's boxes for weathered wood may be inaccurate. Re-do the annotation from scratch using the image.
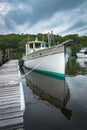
[0,92,20,99]
[0,116,23,128]
[0,111,23,120]
[0,106,21,114]
[0,60,25,129]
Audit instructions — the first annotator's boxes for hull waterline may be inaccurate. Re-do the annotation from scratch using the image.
[23,39,72,107]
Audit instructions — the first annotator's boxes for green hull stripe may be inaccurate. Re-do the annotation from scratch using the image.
[25,66,65,80]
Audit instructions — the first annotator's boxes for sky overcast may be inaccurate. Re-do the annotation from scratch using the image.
[0,0,87,35]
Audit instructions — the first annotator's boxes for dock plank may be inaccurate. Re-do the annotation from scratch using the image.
[0,116,23,128]
[0,106,21,114]
[0,111,23,120]
[0,60,25,129]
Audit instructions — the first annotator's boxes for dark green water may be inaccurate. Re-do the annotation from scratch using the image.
[21,58,87,130]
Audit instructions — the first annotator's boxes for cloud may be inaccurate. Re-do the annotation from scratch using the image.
[0,0,87,35]
[58,4,87,35]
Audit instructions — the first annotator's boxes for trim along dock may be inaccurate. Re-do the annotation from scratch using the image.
[0,60,25,129]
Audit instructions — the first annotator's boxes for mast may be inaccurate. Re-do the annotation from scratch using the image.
[25,35,30,56]
[51,30,54,44]
[48,32,51,47]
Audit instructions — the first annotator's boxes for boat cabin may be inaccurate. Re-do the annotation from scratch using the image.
[80,48,87,54]
[84,50,87,55]
[25,38,47,55]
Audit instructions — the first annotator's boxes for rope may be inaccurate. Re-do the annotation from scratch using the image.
[1,39,72,86]
[21,44,62,79]
[0,44,60,86]
[22,39,73,79]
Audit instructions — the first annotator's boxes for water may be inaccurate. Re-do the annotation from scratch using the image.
[21,58,87,130]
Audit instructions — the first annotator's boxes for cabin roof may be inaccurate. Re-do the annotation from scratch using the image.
[26,37,47,44]
[27,41,46,44]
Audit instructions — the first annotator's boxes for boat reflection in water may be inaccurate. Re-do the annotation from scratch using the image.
[24,70,72,120]
[76,58,87,68]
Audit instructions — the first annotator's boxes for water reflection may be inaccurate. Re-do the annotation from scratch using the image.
[66,75,87,115]
[21,57,87,130]
[66,58,87,75]
[26,78,72,120]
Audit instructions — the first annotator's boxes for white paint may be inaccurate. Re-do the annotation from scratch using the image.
[24,52,65,74]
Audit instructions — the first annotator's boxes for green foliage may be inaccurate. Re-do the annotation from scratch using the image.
[66,58,87,76]
[0,33,87,59]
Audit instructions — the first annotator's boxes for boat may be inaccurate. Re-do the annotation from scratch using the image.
[76,58,87,68]
[23,35,73,103]
[76,47,87,58]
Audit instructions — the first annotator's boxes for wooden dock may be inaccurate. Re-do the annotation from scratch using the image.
[0,60,25,129]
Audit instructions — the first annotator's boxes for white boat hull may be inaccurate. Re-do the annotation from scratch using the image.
[76,58,87,68]
[76,53,87,58]
[24,52,65,79]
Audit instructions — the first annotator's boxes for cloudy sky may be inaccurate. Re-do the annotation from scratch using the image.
[0,0,87,35]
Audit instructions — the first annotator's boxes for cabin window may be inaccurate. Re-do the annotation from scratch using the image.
[42,44,45,47]
[30,43,33,48]
[84,51,87,55]
[35,43,41,48]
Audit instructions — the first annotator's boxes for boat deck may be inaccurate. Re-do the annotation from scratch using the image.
[0,60,25,129]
